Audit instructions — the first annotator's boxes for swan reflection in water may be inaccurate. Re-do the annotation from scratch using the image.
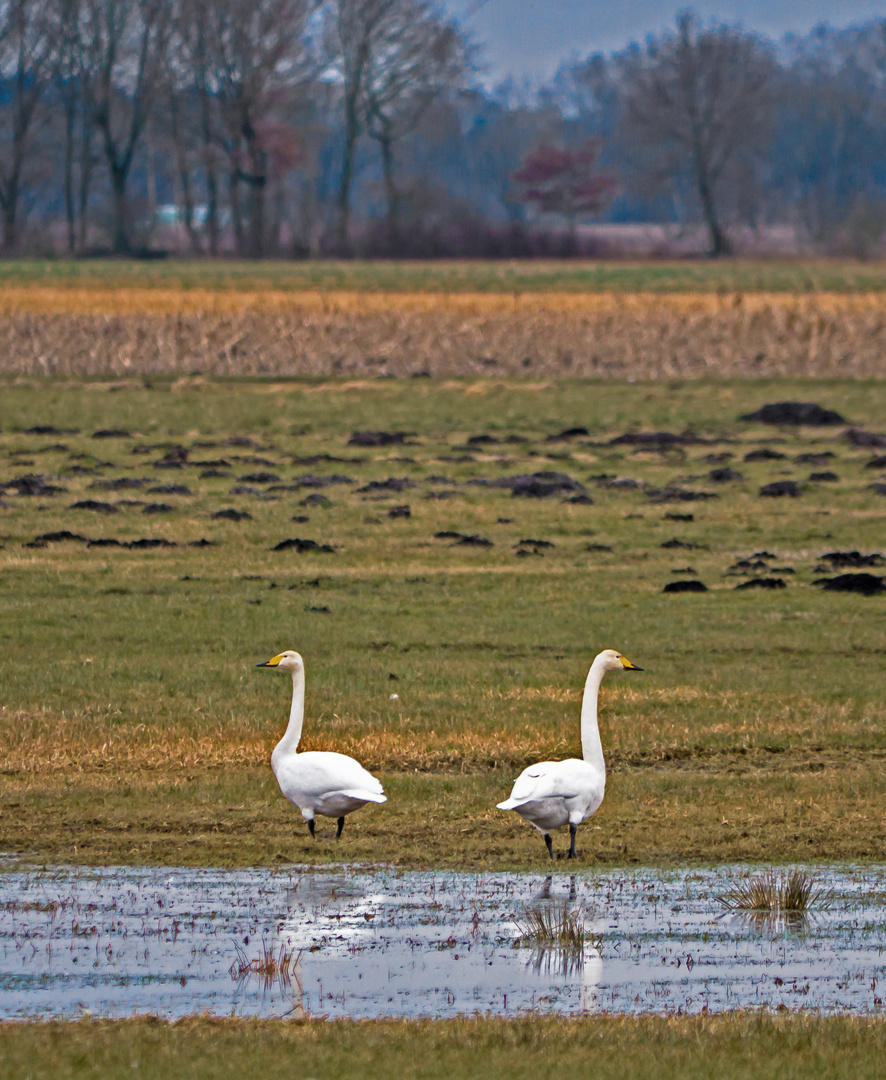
[522,875,604,1011]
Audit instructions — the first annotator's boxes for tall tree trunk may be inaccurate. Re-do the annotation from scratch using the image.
[378,127,398,224]
[696,163,731,257]
[170,93,202,253]
[230,168,244,255]
[337,82,361,249]
[110,167,131,254]
[63,95,76,253]
[205,163,219,255]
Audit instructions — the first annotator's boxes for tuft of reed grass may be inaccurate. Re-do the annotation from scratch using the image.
[716,869,833,913]
[229,940,301,991]
[514,901,588,949]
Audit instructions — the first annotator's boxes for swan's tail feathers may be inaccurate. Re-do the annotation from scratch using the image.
[342,788,387,804]
[497,798,522,810]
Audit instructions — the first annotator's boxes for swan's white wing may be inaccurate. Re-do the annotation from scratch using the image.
[497,759,599,809]
[275,750,386,803]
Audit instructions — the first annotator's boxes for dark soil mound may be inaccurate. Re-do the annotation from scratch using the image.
[743,448,786,462]
[759,481,801,498]
[610,431,701,447]
[709,467,743,482]
[740,402,846,425]
[34,530,88,543]
[70,499,117,513]
[814,573,885,595]
[212,508,252,521]
[844,428,886,448]
[272,538,335,553]
[547,427,590,442]
[735,577,787,590]
[663,580,707,593]
[89,478,148,491]
[795,452,835,465]
[647,487,718,503]
[4,474,65,496]
[142,503,174,514]
[148,484,191,495]
[356,477,415,493]
[348,431,411,447]
[127,538,177,549]
[483,471,586,498]
[239,472,281,484]
[295,473,353,488]
[819,551,884,569]
[388,505,411,518]
[92,429,131,438]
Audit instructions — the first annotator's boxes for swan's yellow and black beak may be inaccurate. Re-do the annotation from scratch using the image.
[256,654,284,667]
[619,655,643,671]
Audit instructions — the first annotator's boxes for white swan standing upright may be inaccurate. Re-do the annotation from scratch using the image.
[497,649,642,860]
[256,650,386,839]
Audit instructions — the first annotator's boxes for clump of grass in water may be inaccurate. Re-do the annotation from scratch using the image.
[229,940,301,991]
[717,869,832,912]
[514,901,588,949]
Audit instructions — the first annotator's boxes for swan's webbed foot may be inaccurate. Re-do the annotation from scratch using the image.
[335,816,345,840]
[307,818,316,839]
[567,823,578,860]
[544,834,555,861]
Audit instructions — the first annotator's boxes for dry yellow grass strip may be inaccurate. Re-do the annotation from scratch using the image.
[2,290,886,378]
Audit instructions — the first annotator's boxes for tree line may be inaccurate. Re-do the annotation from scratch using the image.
[1,1,885,258]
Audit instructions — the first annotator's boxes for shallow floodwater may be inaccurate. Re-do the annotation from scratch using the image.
[1,864,885,1019]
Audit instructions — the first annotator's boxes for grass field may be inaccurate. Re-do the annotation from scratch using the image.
[2,1014,886,1080]
[5,256,886,292]
[2,375,885,868]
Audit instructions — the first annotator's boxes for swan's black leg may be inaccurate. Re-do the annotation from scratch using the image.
[567,823,578,860]
[307,818,316,839]
[335,816,345,840]
[544,833,555,860]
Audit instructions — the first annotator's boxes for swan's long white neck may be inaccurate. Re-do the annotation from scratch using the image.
[580,654,608,775]
[276,663,305,755]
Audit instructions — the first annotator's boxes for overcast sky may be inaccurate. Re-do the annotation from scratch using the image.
[445,0,886,83]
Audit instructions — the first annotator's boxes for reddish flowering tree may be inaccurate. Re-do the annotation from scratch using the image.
[512,139,616,228]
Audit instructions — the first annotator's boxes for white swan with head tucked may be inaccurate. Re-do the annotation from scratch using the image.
[257,650,386,839]
[497,649,642,860]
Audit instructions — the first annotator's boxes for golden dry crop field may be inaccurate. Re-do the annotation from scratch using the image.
[1,258,886,378]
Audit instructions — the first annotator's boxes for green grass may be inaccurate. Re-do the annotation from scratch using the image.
[1,1015,885,1080]
[2,375,886,867]
[4,256,886,292]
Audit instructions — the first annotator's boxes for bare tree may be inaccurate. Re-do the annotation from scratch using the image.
[0,0,55,250]
[195,0,320,258]
[614,9,777,256]
[329,0,472,241]
[80,0,171,254]
[360,0,473,224]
